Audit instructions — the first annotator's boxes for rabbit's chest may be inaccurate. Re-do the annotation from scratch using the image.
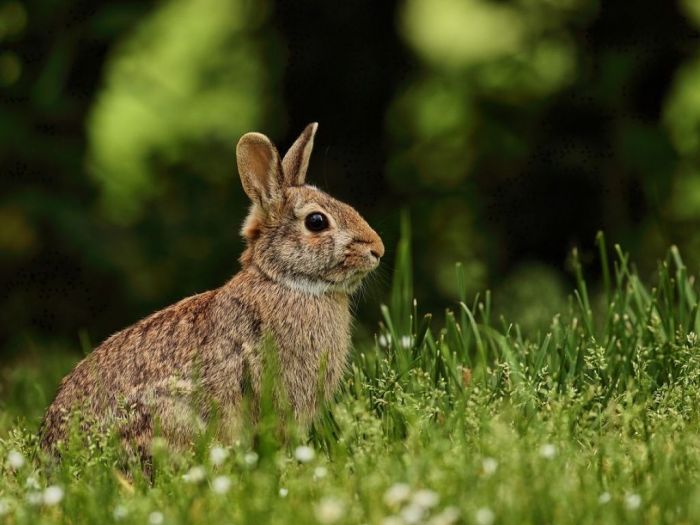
[270,293,351,415]
[274,294,351,362]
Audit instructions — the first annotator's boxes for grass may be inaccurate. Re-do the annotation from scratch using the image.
[3,226,700,524]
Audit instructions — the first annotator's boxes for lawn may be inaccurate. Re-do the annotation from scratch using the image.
[2,229,700,524]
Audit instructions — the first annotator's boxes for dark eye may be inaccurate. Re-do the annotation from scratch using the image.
[305,212,329,232]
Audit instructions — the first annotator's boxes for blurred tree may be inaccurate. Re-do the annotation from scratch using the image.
[663,0,700,268]
[88,0,282,224]
[1,0,154,356]
[0,0,284,356]
[85,0,284,309]
[387,0,695,314]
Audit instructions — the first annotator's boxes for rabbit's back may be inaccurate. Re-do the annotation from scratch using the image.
[40,285,261,449]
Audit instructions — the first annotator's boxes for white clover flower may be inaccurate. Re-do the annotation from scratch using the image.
[25,491,42,506]
[428,506,460,525]
[412,489,440,509]
[149,511,164,525]
[244,452,259,466]
[6,450,24,469]
[625,493,641,510]
[475,507,495,525]
[314,497,345,524]
[539,443,557,459]
[25,476,40,489]
[294,445,315,463]
[182,466,206,484]
[113,504,128,520]
[314,466,328,480]
[209,446,229,466]
[400,335,413,349]
[401,502,425,524]
[279,487,289,497]
[42,485,64,506]
[383,482,412,507]
[378,334,390,348]
[598,492,611,505]
[481,457,498,476]
[212,475,231,494]
[0,498,10,517]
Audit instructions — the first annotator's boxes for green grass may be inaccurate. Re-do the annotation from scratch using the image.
[3,228,700,524]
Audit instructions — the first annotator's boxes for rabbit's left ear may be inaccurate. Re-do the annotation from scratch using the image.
[282,122,318,187]
[236,132,284,209]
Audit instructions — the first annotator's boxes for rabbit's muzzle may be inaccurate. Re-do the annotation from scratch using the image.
[348,232,384,273]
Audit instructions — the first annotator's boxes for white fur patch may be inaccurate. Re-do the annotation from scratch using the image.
[279,275,332,296]
[279,274,363,296]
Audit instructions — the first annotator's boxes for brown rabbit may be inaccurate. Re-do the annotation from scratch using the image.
[40,123,384,454]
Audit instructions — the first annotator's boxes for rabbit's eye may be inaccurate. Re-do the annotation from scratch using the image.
[305,212,329,232]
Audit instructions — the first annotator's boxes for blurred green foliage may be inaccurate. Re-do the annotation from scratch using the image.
[2,0,700,359]
[88,0,281,223]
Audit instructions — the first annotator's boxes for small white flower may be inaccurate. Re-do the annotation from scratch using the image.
[0,498,10,517]
[400,335,413,349]
[314,466,328,480]
[294,445,315,463]
[378,334,390,348]
[25,476,40,489]
[598,492,611,505]
[42,485,64,506]
[279,487,289,498]
[113,504,128,520]
[149,511,164,525]
[212,475,231,494]
[384,482,412,507]
[314,497,344,524]
[428,506,460,525]
[475,507,495,525]
[624,493,641,510]
[412,489,440,509]
[6,450,24,469]
[244,452,259,466]
[209,446,229,466]
[539,443,557,459]
[182,465,206,483]
[26,491,42,506]
[401,502,425,524]
[481,457,498,476]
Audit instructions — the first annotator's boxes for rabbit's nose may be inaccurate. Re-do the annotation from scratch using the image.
[369,235,385,260]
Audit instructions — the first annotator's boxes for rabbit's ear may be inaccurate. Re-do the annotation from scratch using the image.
[282,122,318,187]
[237,132,284,209]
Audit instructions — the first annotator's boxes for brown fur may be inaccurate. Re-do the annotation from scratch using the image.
[40,123,384,452]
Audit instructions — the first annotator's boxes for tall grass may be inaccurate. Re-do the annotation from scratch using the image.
[2,226,700,524]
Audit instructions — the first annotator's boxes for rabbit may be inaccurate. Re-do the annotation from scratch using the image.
[40,123,384,456]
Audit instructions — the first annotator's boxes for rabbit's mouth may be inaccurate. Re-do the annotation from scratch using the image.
[334,267,374,293]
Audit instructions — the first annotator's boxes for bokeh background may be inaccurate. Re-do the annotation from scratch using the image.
[3,0,700,362]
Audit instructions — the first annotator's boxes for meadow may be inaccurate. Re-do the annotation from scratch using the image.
[2,227,700,525]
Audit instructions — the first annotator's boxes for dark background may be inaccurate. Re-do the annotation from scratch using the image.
[2,0,700,359]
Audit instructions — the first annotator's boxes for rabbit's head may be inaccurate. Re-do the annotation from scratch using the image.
[236,123,384,295]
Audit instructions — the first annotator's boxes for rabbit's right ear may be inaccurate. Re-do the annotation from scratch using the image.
[282,122,318,186]
[236,132,284,209]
